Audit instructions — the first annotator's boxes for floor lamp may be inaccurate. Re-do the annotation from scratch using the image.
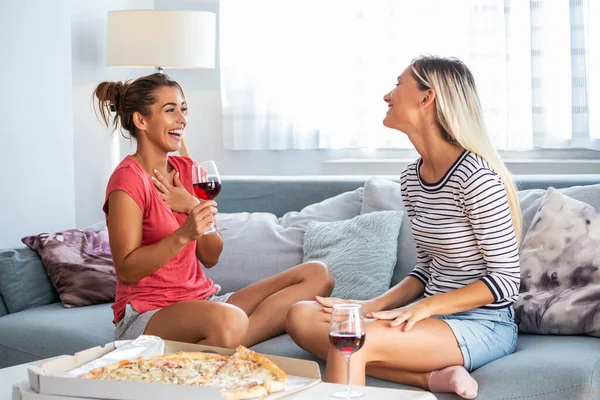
[106,10,216,157]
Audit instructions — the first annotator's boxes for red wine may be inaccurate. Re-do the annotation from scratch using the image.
[193,182,222,200]
[329,332,366,354]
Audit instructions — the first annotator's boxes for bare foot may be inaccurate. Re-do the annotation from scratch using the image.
[428,365,478,399]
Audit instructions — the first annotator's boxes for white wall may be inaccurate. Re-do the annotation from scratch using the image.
[0,0,75,248]
[71,0,154,228]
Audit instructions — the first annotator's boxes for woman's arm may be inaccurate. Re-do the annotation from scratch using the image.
[195,232,223,268]
[370,280,494,332]
[421,280,494,315]
[151,170,223,268]
[371,275,425,311]
[107,190,190,284]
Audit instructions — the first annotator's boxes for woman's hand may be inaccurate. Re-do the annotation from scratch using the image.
[151,169,199,214]
[177,201,218,241]
[368,299,434,331]
[315,296,379,315]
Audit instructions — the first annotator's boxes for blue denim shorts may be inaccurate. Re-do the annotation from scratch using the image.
[434,306,518,372]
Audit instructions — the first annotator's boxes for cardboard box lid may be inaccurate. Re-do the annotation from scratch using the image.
[28,341,321,400]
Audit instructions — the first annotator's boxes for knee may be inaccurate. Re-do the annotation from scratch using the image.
[302,261,335,296]
[210,305,249,348]
[285,301,318,339]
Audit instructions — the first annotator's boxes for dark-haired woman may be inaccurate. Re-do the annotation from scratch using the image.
[94,73,334,347]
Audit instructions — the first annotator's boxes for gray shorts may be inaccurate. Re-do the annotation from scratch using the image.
[114,286,234,341]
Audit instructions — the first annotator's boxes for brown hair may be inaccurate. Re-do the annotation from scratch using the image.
[93,73,186,139]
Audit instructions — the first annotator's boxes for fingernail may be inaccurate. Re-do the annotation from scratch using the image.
[153,169,158,173]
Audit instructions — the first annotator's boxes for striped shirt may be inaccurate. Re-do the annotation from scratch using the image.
[400,150,520,309]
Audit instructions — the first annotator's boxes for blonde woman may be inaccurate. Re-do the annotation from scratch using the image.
[285,56,522,399]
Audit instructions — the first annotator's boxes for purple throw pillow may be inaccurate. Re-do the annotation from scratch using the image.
[21,227,116,308]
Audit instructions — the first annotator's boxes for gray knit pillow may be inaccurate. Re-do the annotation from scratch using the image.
[303,210,403,300]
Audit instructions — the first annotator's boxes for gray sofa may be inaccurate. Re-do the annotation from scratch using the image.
[1,174,600,400]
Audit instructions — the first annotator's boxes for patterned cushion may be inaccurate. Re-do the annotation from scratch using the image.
[303,210,404,300]
[21,228,116,308]
[515,188,600,336]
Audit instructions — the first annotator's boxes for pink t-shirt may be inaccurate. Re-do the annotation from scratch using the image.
[103,155,218,323]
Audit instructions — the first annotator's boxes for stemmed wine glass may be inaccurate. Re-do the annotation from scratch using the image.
[329,304,365,398]
[191,160,226,235]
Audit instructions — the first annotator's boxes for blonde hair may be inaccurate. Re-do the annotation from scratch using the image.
[410,55,523,243]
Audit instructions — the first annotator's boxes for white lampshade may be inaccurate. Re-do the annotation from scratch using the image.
[107,10,216,69]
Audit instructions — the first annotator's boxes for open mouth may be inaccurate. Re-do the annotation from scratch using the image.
[168,130,183,138]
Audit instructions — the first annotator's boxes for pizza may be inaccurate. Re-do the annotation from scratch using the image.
[80,346,288,400]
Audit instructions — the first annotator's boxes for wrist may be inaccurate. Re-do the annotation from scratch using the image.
[173,229,192,246]
[365,298,382,314]
[419,296,438,316]
[186,197,200,215]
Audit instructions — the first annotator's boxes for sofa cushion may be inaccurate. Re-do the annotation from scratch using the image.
[22,228,116,308]
[468,334,600,400]
[303,211,403,300]
[251,334,600,400]
[515,188,600,336]
[0,302,114,368]
[0,294,8,317]
[360,177,418,286]
[210,188,364,293]
[0,247,59,313]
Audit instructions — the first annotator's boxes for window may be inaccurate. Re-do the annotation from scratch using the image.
[220,0,600,151]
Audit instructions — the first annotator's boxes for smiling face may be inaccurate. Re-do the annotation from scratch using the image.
[136,86,188,153]
[382,67,430,134]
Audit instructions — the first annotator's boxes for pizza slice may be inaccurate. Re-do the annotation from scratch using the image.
[214,346,288,398]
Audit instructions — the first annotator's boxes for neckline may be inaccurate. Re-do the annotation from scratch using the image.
[416,149,468,191]
[126,154,179,177]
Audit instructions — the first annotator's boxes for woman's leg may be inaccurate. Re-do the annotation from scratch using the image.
[286,301,477,399]
[144,300,249,348]
[226,262,334,347]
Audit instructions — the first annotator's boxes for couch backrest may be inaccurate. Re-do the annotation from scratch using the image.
[218,174,600,290]
[219,174,600,215]
[2,174,599,317]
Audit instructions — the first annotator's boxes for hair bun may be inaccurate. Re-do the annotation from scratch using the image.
[94,81,127,112]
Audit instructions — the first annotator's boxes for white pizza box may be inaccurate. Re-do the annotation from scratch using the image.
[26,340,322,400]
[13,380,82,400]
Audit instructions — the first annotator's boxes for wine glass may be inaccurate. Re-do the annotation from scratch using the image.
[329,304,365,398]
[191,160,226,235]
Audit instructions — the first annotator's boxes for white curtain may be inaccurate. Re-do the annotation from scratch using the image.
[220,0,600,150]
